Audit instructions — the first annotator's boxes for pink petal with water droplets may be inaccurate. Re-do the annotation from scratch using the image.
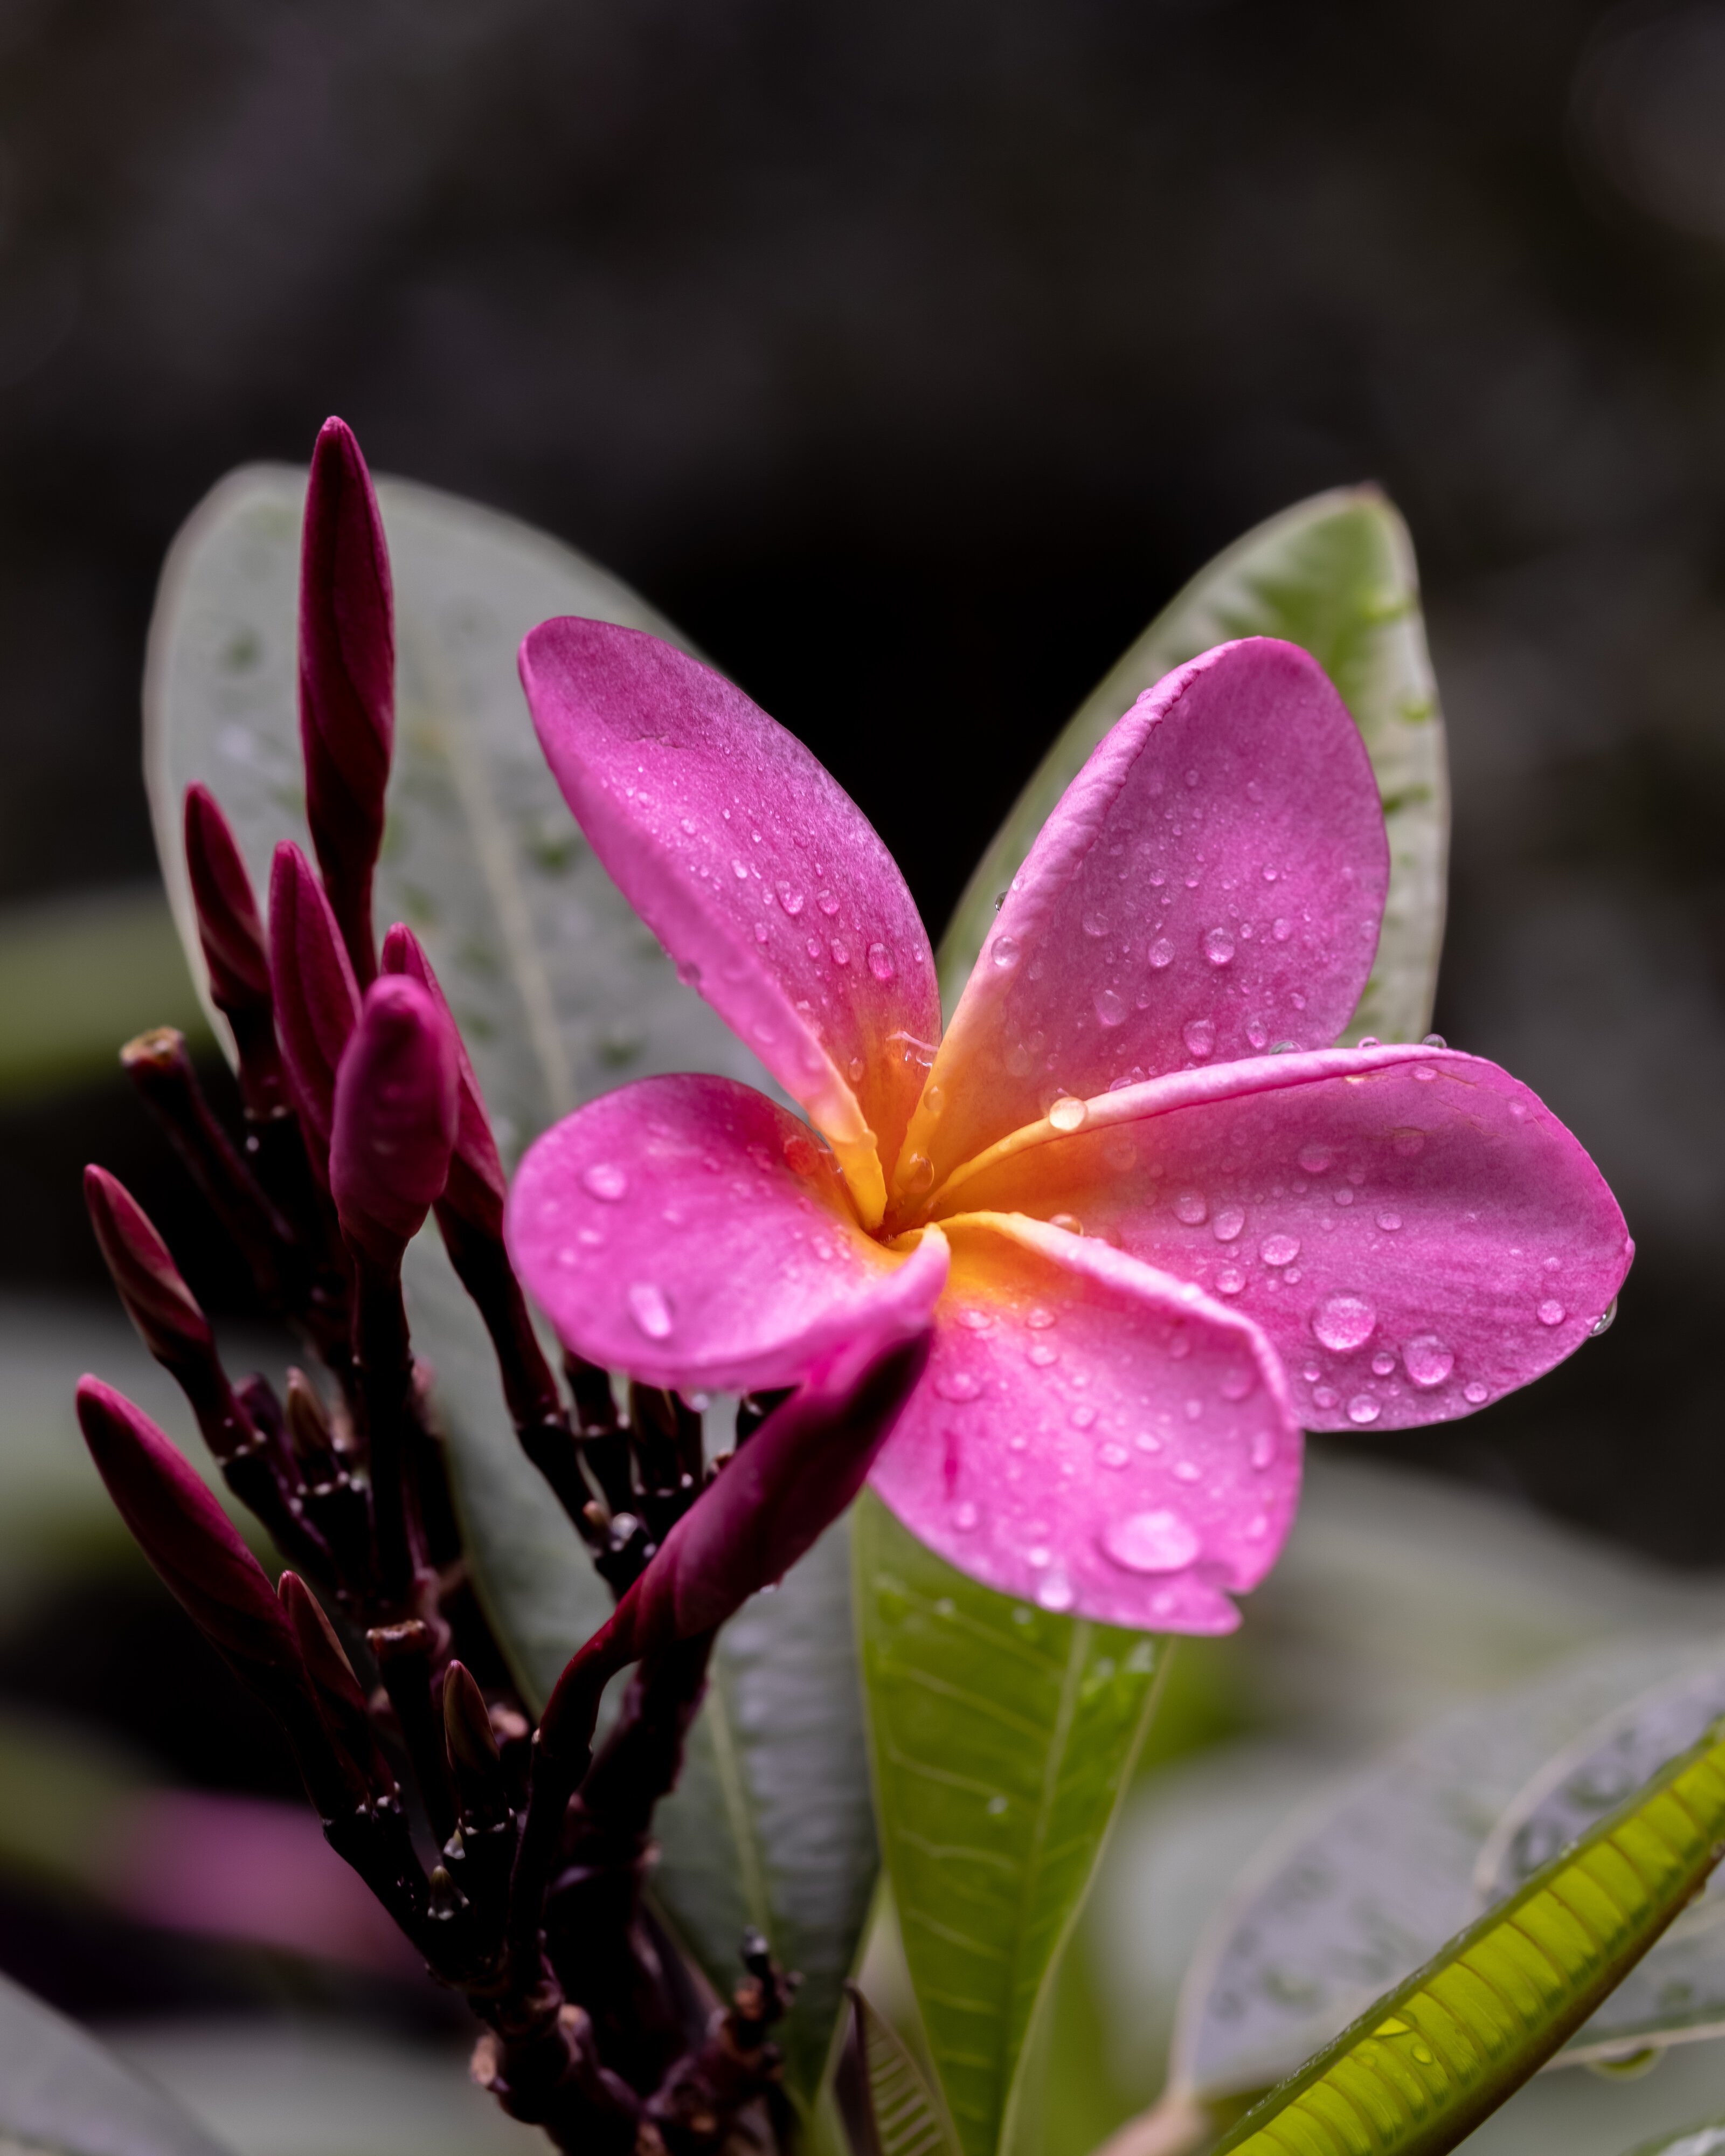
[507,1072,949,1394]
[936,1044,1633,1433]
[867,1213,1301,1633]
[519,621,939,1227]
[902,640,1387,1207]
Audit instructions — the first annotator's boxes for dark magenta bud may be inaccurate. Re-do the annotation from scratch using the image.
[84,1164,213,1377]
[379,922,506,1236]
[443,1660,509,1830]
[182,784,286,1119]
[300,417,393,987]
[268,841,359,1164]
[75,1376,308,1707]
[330,975,459,1267]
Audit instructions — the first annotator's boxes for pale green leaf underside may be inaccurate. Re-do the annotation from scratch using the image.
[854,1491,1165,2156]
[1173,1638,1725,2112]
[143,465,875,2099]
[0,1967,235,2156]
[853,1985,965,2156]
[937,486,1449,1047]
[1213,1698,1725,2155]
[1624,2124,1725,2155]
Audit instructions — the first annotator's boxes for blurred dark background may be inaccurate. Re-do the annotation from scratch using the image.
[3,0,1725,2104]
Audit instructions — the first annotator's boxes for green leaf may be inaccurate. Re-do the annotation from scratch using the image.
[937,487,1448,1045]
[853,1489,1166,2156]
[144,464,762,1144]
[1210,1696,1725,2155]
[143,464,878,2100]
[1169,1638,1725,2112]
[837,1982,965,2156]
[0,1967,236,2156]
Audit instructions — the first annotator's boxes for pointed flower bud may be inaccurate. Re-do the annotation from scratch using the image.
[268,841,359,1162]
[443,1659,509,1830]
[84,1164,213,1377]
[279,1571,394,1798]
[75,1376,308,1707]
[183,784,286,1118]
[330,975,459,1267]
[300,417,393,987]
[379,923,507,1235]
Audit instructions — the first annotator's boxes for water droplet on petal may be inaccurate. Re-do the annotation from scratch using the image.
[627,1282,674,1340]
[1213,1207,1245,1242]
[848,1055,866,1082]
[1590,1296,1618,1338]
[1376,1211,1402,1232]
[676,959,702,987]
[817,890,840,915]
[1356,1035,1381,1049]
[1462,1378,1490,1403]
[1273,917,1293,942]
[731,859,751,880]
[1203,927,1236,967]
[777,883,805,915]
[1403,1335,1454,1387]
[924,1083,946,1117]
[1260,1233,1301,1267]
[902,1153,934,1196]
[992,934,1021,970]
[1313,1293,1376,1352]
[830,939,851,965]
[934,1370,982,1402]
[1312,1384,1339,1409]
[1370,1350,1396,1377]
[952,1501,979,1531]
[1098,1442,1130,1469]
[1094,986,1126,1027]
[1148,937,1175,969]
[1026,1305,1057,1329]
[1216,1264,1246,1295]
[1028,1342,1058,1366]
[1413,1065,1438,1083]
[1537,1298,1566,1327]
[1422,1033,1446,1049]
[1037,1572,1076,1612]
[867,941,896,982]
[1183,1017,1216,1059]
[1050,1213,1084,1235]
[1174,1190,1208,1225]
[1070,1402,1096,1429]
[1102,1509,1201,1574]
[1298,1144,1335,1175]
[582,1163,629,1203]
[1082,910,1108,938]
[1049,1096,1088,1134]
[1347,1395,1381,1425]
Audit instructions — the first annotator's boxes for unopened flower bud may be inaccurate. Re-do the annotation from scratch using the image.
[84,1165,212,1376]
[330,975,459,1268]
[279,1570,394,1799]
[300,417,393,987]
[443,1659,509,1831]
[379,923,505,1235]
[268,841,359,1163]
[183,783,285,1117]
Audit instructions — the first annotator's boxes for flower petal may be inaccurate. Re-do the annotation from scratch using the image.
[866,1212,1301,1633]
[519,620,939,1227]
[897,639,1388,1208]
[505,1071,950,1394]
[932,1045,1633,1432]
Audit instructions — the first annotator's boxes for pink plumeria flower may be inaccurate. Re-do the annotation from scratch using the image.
[507,625,1631,1633]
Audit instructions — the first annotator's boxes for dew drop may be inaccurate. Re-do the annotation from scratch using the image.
[731,859,751,880]
[776,884,805,917]
[1590,1296,1618,1338]
[1246,1019,1269,1049]
[1403,1335,1454,1387]
[1463,1379,1490,1404]
[1098,1441,1130,1469]
[1313,1293,1376,1352]
[1371,1350,1396,1377]
[817,890,840,915]
[1037,1573,1076,1612]
[1298,1144,1335,1176]
[1312,1384,1339,1409]
[1260,1233,1301,1268]
[805,936,822,959]
[1536,1298,1566,1327]
[1203,927,1236,967]
[934,1370,982,1402]
[830,939,851,965]
[1028,1342,1059,1366]
[992,934,1021,971]
[1070,1403,1097,1429]
[676,959,702,987]
[848,1055,866,1083]
[1049,1096,1089,1134]
[1026,1306,1057,1329]
[1216,1265,1247,1295]
[902,1154,934,1196]
[1183,1017,1216,1059]
[626,1282,674,1340]
[1050,1213,1084,1235]
[924,1083,946,1117]
[1148,937,1175,969]
[1413,1065,1438,1083]
[582,1162,629,1203]
[1273,917,1293,942]
[1174,1190,1208,1225]
[952,1501,979,1531]
[1422,1033,1446,1049]
[1102,1509,1201,1574]
[1213,1206,1245,1242]
[1094,986,1126,1028]
[867,941,896,982]
[1376,1211,1403,1232]
[1357,1035,1381,1049]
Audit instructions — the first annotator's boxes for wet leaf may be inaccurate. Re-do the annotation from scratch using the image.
[938,486,1447,1046]
[854,1490,1166,2156]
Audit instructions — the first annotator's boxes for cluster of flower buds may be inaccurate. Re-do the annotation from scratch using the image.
[84,418,933,2155]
